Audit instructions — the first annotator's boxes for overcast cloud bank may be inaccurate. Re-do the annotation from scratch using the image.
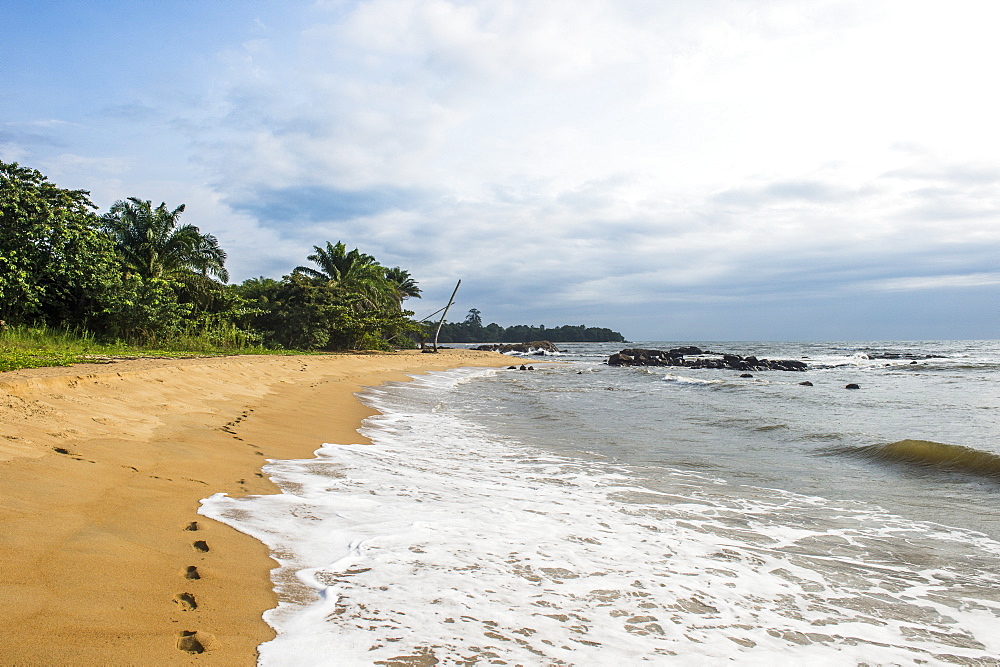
[3,0,998,339]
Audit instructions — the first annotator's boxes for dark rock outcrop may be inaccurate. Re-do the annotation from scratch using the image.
[865,352,944,360]
[607,347,808,372]
[476,341,560,355]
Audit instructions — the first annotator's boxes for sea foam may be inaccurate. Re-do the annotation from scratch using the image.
[202,368,1000,665]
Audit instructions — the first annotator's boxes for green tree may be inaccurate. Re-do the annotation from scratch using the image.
[293,241,392,309]
[465,308,483,327]
[101,275,191,343]
[261,273,418,351]
[101,197,229,282]
[0,160,122,328]
[384,266,422,308]
[232,276,282,309]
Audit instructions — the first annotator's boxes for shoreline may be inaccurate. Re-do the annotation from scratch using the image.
[0,349,523,664]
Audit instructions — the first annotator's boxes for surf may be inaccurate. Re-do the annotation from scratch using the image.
[829,439,1000,480]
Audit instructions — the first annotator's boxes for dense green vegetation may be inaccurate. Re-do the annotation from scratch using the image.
[435,309,625,343]
[0,160,422,367]
[1,160,623,372]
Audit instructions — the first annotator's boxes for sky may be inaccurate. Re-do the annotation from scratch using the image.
[2,0,998,341]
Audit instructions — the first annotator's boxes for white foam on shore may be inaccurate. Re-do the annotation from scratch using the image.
[202,368,1000,666]
[660,373,724,386]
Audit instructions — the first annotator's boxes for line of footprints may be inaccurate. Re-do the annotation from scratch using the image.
[175,520,214,654]
[176,408,261,654]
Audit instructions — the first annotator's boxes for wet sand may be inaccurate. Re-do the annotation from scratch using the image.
[0,349,521,664]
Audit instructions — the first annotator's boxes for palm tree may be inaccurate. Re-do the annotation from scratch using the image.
[384,266,421,308]
[294,241,393,308]
[101,197,229,282]
[294,241,372,282]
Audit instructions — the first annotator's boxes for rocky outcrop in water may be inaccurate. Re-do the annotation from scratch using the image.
[607,347,808,372]
[476,341,561,355]
[864,352,944,360]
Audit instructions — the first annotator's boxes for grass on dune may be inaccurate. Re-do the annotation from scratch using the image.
[0,324,295,373]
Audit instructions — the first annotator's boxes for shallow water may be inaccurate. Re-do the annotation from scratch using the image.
[202,340,1000,665]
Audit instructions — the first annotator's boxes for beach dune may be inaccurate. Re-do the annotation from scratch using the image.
[0,349,519,664]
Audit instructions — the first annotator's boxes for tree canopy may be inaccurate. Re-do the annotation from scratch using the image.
[102,197,228,282]
[1,161,124,329]
[2,160,622,353]
[0,160,423,349]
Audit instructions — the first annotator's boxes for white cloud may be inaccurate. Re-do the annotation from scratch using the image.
[7,0,1000,337]
[3,119,80,129]
[198,1,1000,200]
[860,272,1000,292]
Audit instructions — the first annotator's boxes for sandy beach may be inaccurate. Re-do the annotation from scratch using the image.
[0,349,522,664]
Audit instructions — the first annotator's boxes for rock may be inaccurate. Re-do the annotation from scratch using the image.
[607,348,808,372]
[739,373,754,378]
[476,341,561,354]
[799,381,813,386]
[866,352,945,360]
[845,383,860,390]
[607,352,633,366]
[769,359,808,371]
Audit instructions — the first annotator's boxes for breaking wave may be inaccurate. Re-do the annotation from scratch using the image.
[827,440,1000,480]
[661,373,724,386]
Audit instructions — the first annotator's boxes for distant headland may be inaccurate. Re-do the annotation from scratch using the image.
[433,309,625,344]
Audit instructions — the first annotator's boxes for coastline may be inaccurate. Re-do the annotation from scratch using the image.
[0,349,523,664]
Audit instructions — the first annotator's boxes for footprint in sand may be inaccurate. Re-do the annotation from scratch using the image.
[174,592,198,610]
[177,630,214,654]
[192,540,209,553]
[184,565,201,580]
[183,521,199,531]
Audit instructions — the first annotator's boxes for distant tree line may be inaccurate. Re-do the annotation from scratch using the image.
[435,309,625,343]
[0,160,421,350]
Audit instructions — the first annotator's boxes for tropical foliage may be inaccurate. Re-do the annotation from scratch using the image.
[101,197,228,282]
[385,266,421,306]
[0,160,423,352]
[250,240,422,350]
[3,160,621,362]
[236,272,420,351]
[1,160,116,329]
[293,241,393,311]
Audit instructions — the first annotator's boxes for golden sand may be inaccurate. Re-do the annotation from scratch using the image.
[0,349,522,664]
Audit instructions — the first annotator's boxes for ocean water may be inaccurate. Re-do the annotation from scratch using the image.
[202,340,1000,665]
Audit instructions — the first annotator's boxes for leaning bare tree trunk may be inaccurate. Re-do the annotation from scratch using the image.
[433,280,461,352]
